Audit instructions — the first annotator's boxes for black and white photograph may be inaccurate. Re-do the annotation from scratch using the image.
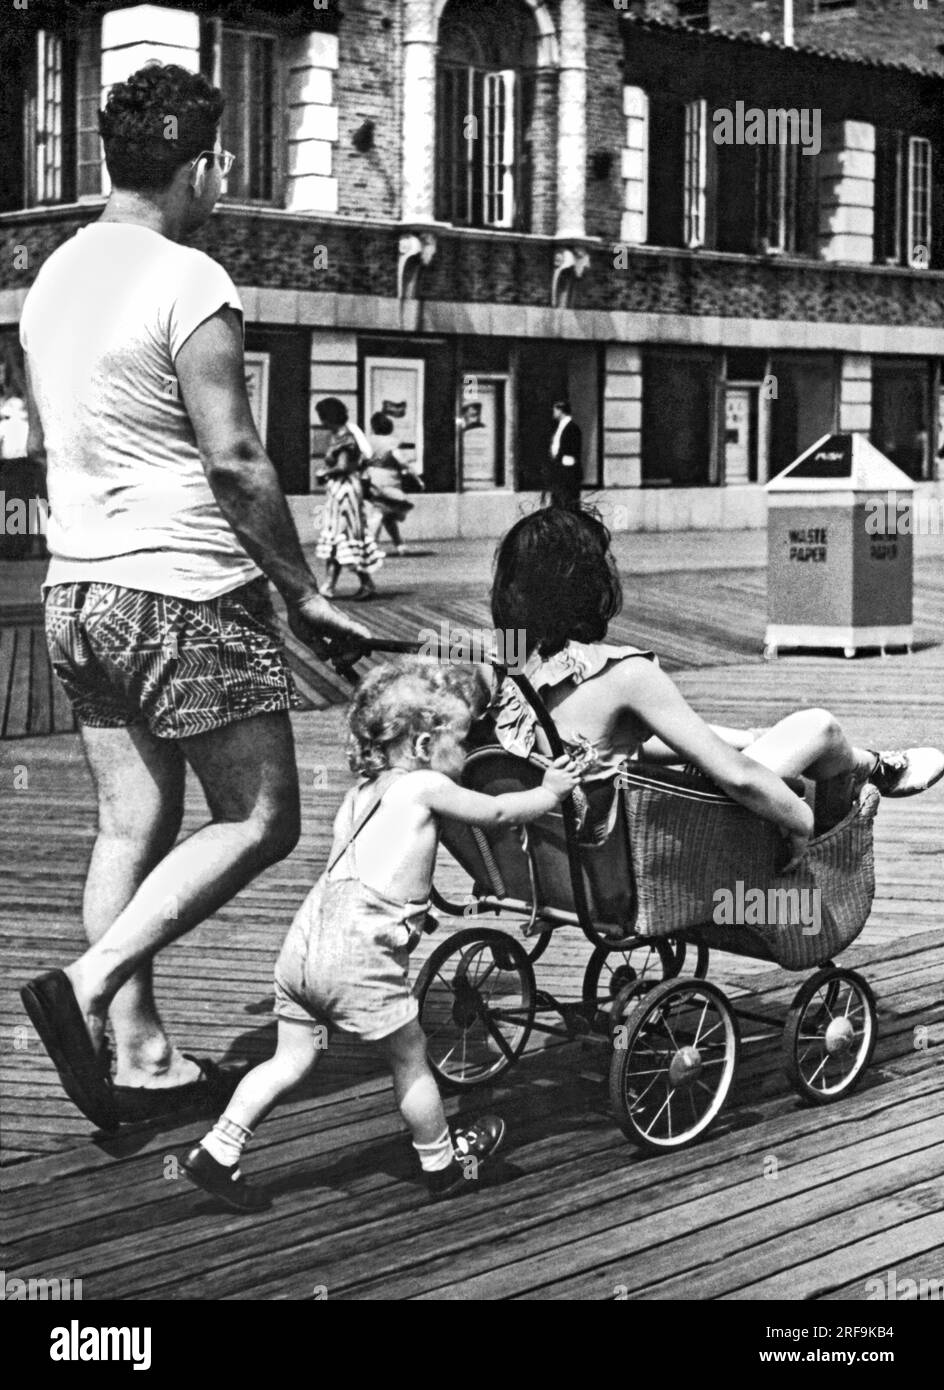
[1,0,942,1341]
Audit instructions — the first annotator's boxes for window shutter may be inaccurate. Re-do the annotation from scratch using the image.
[36,30,64,204]
[874,128,903,264]
[483,69,515,228]
[76,26,102,199]
[683,98,706,248]
[621,85,649,245]
[907,136,931,268]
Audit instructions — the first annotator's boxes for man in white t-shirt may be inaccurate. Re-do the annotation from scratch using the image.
[19,63,371,1131]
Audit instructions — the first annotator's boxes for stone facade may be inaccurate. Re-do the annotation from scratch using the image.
[1,0,942,534]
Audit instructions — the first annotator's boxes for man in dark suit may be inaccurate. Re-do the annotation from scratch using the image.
[546,398,582,507]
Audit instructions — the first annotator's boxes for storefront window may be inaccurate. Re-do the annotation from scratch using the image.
[767,353,838,478]
[515,342,600,493]
[872,358,932,481]
[642,348,716,486]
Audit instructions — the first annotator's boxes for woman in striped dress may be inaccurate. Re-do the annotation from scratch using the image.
[314,397,383,601]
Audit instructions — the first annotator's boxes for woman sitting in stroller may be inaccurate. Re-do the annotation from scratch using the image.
[488,507,944,866]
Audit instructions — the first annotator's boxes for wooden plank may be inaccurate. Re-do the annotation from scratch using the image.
[4,628,31,739]
[3,551,944,1298]
[820,1246,944,1301]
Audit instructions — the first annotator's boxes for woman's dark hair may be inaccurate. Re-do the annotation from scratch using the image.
[315,397,349,429]
[370,412,394,435]
[491,506,622,658]
[99,64,224,193]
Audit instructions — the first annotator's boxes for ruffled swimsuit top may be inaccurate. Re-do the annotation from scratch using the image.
[492,639,659,780]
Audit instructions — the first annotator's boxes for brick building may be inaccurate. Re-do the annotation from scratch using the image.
[1,0,942,538]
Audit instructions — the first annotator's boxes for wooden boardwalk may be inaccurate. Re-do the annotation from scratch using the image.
[2,553,943,1298]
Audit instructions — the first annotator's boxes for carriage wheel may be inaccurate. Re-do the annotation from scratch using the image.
[521,930,552,965]
[666,937,710,980]
[414,928,535,1091]
[582,939,676,1024]
[608,979,740,1151]
[782,967,877,1105]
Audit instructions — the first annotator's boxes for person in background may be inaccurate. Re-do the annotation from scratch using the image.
[366,411,423,557]
[314,397,383,601]
[546,398,582,508]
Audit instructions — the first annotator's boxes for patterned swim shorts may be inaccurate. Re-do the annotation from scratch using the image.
[44,578,301,740]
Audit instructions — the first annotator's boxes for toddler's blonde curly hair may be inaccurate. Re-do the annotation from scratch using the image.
[347,657,489,778]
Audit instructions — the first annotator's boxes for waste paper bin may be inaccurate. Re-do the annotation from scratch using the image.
[764,433,913,659]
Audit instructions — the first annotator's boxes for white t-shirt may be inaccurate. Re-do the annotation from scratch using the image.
[20,222,261,600]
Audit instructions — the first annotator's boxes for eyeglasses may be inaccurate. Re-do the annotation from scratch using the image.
[192,149,236,176]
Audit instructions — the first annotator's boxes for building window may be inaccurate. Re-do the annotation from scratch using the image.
[76,28,102,199]
[647,94,686,248]
[683,99,707,249]
[874,129,904,264]
[907,137,932,269]
[435,0,537,231]
[758,142,819,256]
[1,21,99,212]
[872,358,932,481]
[875,130,933,268]
[642,348,717,487]
[767,353,839,478]
[34,31,65,204]
[202,22,279,203]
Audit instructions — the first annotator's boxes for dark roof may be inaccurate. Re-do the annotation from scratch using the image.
[619,14,944,80]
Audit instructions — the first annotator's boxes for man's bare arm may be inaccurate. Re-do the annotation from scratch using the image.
[175,308,370,657]
[175,308,321,605]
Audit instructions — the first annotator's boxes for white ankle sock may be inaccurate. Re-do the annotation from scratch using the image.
[202,1115,252,1168]
[413,1126,454,1173]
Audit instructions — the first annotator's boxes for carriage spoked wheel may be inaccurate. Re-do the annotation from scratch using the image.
[782,967,877,1105]
[581,939,676,1028]
[665,937,710,980]
[414,928,536,1091]
[608,979,740,1151]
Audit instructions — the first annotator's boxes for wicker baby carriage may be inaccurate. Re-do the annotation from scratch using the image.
[414,668,881,1152]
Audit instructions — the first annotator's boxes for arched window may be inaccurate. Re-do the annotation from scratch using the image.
[436,0,537,230]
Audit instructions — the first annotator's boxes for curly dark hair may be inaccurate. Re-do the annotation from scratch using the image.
[491,505,623,658]
[99,63,224,193]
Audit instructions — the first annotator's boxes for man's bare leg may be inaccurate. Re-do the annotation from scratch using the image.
[80,723,189,1086]
[66,712,300,1077]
